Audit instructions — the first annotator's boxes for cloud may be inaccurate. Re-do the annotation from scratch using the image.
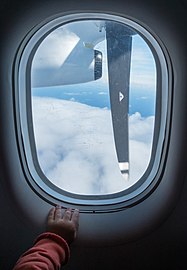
[130,35,157,91]
[32,97,154,195]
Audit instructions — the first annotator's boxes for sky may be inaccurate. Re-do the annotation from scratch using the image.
[31,20,156,195]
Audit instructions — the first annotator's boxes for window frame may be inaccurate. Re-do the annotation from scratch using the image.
[14,12,171,211]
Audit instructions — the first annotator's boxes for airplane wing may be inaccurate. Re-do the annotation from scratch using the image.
[31,21,105,87]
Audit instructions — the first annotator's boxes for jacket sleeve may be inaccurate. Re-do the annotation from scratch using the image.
[13,232,70,270]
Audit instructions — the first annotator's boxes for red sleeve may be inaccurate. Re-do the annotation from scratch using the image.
[13,232,70,270]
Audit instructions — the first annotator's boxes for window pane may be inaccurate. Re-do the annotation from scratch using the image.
[31,19,156,195]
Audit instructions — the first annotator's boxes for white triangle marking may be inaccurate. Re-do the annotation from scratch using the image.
[119,92,124,102]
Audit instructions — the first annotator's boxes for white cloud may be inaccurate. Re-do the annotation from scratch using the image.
[32,97,154,195]
[130,35,157,91]
[129,112,154,143]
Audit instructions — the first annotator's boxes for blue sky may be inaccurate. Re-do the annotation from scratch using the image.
[31,20,156,195]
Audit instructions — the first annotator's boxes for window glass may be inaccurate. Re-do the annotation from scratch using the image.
[31,20,156,195]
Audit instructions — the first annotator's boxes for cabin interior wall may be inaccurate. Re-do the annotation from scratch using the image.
[0,174,187,269]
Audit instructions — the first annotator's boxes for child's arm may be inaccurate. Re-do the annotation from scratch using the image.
[13,206,79,270]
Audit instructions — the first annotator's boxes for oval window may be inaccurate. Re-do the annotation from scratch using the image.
[30,19,156,195]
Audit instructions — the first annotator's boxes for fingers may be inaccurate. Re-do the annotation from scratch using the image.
[48,206,80,224]
[72,209,80,229]
[47,207,55,222]
[63,208,72,221]
[54,205,62,220]
[63,208,80,226]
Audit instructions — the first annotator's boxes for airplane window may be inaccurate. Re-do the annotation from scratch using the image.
[16,13,168,205]
[30,19,156,195]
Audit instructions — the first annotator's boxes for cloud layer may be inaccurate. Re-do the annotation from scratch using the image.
[32,97,154,195]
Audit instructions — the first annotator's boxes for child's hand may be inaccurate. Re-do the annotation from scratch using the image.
[46,205,79,244]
